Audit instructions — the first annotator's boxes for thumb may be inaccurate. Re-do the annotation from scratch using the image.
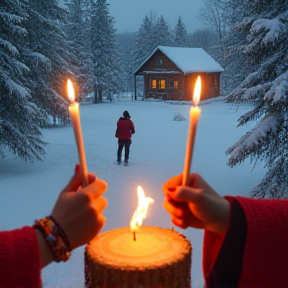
[168,186,200,203]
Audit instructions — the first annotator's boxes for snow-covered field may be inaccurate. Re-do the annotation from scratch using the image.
[0,98,267,287]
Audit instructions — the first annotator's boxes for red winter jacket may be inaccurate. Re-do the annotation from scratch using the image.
[0,226,42,288]
[203,196,288,288]
[116,117,135,140]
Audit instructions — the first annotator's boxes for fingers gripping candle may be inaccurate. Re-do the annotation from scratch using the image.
[182,76,201,186]
[67,79,88,186]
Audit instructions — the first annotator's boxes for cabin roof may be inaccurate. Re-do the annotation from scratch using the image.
[134,46,224,74]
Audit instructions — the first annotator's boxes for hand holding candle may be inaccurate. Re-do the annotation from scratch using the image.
[182,76,201,186]
[67,79,88,186]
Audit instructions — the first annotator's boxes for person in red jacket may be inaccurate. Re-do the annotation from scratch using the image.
[0,164,107,288]
[115,110,135,165]
[162,173,288,288]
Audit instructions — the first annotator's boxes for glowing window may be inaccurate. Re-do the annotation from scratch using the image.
[151,79,157,89]
[173,81,178,89]
[160,80,166,89]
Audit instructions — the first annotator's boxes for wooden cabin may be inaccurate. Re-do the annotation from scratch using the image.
[133,46,224,101]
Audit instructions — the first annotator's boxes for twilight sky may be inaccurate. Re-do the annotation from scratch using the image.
[108,0,205,34]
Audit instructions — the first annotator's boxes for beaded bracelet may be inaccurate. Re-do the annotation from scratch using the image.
[34,216,72,262]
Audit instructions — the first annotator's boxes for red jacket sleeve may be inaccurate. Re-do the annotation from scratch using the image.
[129,120,135,134]
[0,226,42,288]
[203,196,288,288]
[203,196,246,287]
[236,197,288,287]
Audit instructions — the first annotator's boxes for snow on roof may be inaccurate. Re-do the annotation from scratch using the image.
[135,46,224,74]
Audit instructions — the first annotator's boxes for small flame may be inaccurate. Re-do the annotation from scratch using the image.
[193,76,201,106]
[67,79,75,102]
[130,186,154,232]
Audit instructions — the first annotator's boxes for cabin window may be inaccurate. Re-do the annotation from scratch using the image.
[173,81,178,89]
[156,58,163,66]
[151,79,157,89]
[160,80,166,89]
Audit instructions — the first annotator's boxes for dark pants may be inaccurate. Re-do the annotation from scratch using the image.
[117,139,131,161]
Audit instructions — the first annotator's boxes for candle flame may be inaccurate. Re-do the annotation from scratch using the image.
[130,186,154,232]
[193,76,201,106]
[67,79,75,102]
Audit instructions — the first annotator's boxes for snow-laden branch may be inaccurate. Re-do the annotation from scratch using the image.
[0,38,19,56]
[250,17,286,45]
[242,83,270,100]
[5,79,30,99]
[252,156,288,199]
[264,70,288,103]
[226,115,278,165]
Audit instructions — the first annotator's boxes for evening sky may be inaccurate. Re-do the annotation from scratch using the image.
[108,0,205,34]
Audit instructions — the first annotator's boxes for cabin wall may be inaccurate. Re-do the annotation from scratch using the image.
[138,50,182,73]
[143,74,185,100]
[136,50,221,101]
[184,73,221,101]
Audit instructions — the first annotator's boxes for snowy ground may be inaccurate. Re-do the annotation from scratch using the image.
[0,98,267,288]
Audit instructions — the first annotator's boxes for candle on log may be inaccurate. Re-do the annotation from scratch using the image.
[85,226,192,288]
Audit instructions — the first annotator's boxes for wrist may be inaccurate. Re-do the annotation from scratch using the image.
[206,198,230,235]
[34,216,72,264]
[35,229,54,268]
[217,198,231,234]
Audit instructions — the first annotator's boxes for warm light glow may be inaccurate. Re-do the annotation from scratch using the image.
[130,186,154,232]
[67,79,75,102]
[193,76,201,106]
[160,79,166,89]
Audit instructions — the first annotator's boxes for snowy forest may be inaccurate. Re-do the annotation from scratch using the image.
[0,0,287,199]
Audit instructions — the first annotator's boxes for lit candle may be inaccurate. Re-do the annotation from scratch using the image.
[182,76,201,186]
[67,79,88,186]
[85,226,192,287]
[130,185,154,240]
[84,186,192,287]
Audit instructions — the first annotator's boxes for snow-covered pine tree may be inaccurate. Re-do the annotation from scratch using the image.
[154,15,171,47]
[90,0,117,103]
[0,0,46,161]
[221,0,250,94]
[132,15,156,71]
[65,0,94,100]
[132,13,173,72]
[115,33,135,95]
[23,0,69,125]
[225,0,288,199]
[189,28,219,51]
[173,16,189,47]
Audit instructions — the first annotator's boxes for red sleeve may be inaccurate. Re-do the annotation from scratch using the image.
[130,120,135,134]
[235,197,288,287]
[203,196,246,287]
[203,196,288,288]
[0,226,42,288]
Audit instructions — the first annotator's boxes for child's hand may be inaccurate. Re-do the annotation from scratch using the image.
[51,165,108,249]
[162,173,230,234]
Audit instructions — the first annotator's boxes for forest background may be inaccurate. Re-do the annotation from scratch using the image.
[0,0,287,198]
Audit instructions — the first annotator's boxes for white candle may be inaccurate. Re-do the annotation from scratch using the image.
[67,79,88,186]
[182,76,201,186]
